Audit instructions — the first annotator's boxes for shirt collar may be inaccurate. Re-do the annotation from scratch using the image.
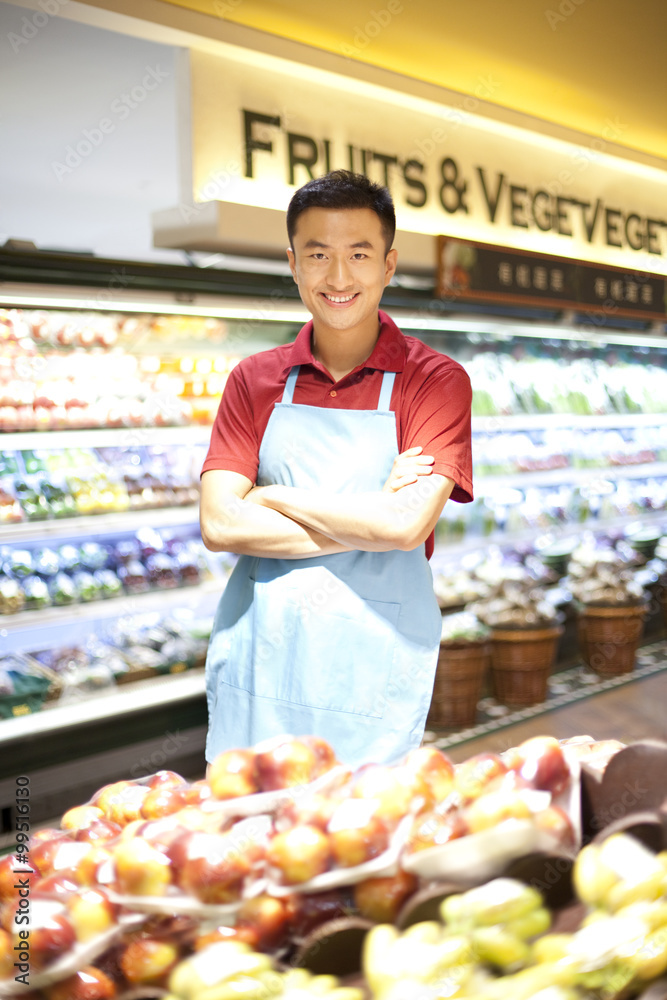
[283,310,407,373]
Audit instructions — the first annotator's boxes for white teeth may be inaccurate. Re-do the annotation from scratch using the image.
[324,293,356,303]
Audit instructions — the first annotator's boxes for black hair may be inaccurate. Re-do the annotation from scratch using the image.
[286,170,396,254]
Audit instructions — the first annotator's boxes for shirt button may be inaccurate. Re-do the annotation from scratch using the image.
[329,390,337,397]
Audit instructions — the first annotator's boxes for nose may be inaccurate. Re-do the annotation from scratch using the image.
[325,255,353,289]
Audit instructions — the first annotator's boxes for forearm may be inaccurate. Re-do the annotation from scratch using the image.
[257,482,446,552]
[201,492,351,559]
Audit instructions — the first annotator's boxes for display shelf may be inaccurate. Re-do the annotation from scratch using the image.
[0,425,213,450]
[474,461,667,492]
[431,507,667,562]
[0,667,206,745]
[471,413,667,432]
[0,577,223,635]
[2,503,200,543]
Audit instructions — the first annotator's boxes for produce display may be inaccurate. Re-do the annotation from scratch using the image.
[469,352,667,417]
[432,531,663,613]
[363,833,667,1000]
[435,476,667,545]
[0,308,240,432]
[0,529,215,617]
[566,541,647,606]
[474,424,667,476]
[0,445,203,523]
[0,732,596,999]
[0,609,212,715]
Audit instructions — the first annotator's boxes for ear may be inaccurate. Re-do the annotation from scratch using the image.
[383,247,398,287]
[286,247,297,283]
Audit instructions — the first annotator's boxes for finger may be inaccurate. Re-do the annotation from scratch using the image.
[400,446,423,457]
[390,474,418,490]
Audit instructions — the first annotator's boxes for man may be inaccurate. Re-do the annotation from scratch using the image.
[200,170,473,767]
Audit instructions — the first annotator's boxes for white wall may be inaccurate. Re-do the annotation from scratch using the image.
[0,1,186,262]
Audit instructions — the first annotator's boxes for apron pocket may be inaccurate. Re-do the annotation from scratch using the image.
[273,594,401,718]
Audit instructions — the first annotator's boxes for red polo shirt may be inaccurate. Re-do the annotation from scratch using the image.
[202,310,473,559]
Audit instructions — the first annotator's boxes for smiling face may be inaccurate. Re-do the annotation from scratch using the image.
[287,207,398,346]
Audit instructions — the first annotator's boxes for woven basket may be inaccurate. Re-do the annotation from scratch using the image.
[490,624,563,707]
[577,603,648,676]
[427,640,491,729]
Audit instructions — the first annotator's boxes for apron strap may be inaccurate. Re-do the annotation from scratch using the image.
[281,366,300,404]
[377,371,396,411]
[282,365,395,409]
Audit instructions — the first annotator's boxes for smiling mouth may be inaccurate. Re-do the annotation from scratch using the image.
[322,293,358,304]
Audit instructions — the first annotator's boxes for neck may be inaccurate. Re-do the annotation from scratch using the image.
[311,319,381,382]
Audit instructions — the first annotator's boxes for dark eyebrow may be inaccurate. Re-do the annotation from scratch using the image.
[302,239,375,250]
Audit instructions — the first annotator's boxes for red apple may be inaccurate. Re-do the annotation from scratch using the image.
[0,927,13,979]
[104,785,150,827]
[75,819,122,844]
[113,839,172,897]
[179,832,252,904]
[33,873,80,897]
[266,824,331,884]
[92,781,133,811]
[0,854,38,903]
[463,789,532,834]
[505,737,571,796]
[454,753,508,802]
[350,764,425,826]
[29,827,65,850]
[32,839,95,883]
[45,965,117,999]
[255,738,318,791]
[403,747,456,805]
[193,925,258,951]
[67,888,117,942]
[354,870,418,923]
[236,894,292,951]
[146,770,187,790]
[140,786,188,820]
[276,792,338,833]
[299,735,338,777]
[61,805,104,833]
[13,899,75,970]
[327,801,389,868]
[169,805,216,833]
[183,779,213,806]
[208,748,259,799]
[406,808,469,854]
[533,805,576,848]
[163,830,196,882]
[75,845,114,888]
[30,832,73,876]
[119,937,180,984]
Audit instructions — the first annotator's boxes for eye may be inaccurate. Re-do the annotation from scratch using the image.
[352,253,368,260]
[309,252,327,260]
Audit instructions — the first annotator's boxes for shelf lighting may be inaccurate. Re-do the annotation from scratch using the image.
[2,292,666,350]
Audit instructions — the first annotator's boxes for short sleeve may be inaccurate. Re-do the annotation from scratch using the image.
[400,364,473,503]
[201,362,260,481]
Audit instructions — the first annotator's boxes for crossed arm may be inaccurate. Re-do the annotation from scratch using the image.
[200,448,454,559]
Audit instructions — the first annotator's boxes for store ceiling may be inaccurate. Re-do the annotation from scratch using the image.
[156,0,667,162]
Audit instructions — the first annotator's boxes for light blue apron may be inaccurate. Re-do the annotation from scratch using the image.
[204,366,442,767]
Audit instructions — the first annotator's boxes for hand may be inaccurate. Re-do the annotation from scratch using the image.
[382,446,434,493]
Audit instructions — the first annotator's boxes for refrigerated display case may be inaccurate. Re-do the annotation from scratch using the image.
[1,246,666,838]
